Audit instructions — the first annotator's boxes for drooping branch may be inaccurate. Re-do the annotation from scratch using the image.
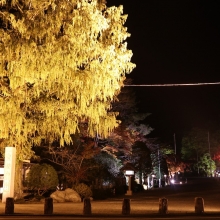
[0,0,135,158]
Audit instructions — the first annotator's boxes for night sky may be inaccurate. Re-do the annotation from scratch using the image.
[107,0,220,147]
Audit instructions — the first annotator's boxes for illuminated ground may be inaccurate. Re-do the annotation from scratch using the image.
[0,177,220,215]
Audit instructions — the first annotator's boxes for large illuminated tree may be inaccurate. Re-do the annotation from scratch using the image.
[0,0,135,198]
[0,0,135,152]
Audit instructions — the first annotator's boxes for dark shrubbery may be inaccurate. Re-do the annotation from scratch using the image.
[26,163,58,196]
[72,183,92,200]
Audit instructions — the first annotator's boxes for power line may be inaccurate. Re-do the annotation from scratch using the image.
[124,82,220,87]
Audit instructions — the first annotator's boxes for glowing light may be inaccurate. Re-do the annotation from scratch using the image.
[170,179,175,184]
[125,170,134,175]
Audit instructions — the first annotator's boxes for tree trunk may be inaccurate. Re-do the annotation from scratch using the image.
[14,160,23,200]
[139,171,142,185]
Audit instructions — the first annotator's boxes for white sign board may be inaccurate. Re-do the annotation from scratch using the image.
[125,170,134,175]
[2,147,16,203]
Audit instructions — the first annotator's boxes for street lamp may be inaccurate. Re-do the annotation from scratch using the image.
[125,170,134,196]
[164,174,167,186]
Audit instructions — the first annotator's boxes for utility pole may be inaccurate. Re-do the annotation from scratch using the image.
[174,133,177,162]
[158,147,161,187]
[208,131,212,177]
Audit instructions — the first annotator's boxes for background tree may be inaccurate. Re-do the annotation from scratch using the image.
[181,127,219,175]
[94,151,122,179]
[96,83,154,188]
[131,141,152,185]
[102,84,153,163]
[181,128,210,174]
[209,130,220,168]
[197,153,216,177]
[150,145,170,186]
[165,153,190,176]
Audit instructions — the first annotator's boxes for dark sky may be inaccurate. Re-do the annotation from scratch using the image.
[107,0,220,146]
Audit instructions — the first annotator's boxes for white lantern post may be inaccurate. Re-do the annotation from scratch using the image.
[125,170,134,196]
[2,147,16,203]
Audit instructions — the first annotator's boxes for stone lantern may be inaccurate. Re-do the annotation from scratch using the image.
[121,163,135,196]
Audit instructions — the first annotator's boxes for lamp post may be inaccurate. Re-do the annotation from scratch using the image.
[125,170,134,196]
[164,174,167,186]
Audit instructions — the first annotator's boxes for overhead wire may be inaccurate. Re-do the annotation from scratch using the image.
[124,82,220,87]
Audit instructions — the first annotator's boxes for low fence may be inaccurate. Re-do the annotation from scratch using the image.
[4,196,206,215]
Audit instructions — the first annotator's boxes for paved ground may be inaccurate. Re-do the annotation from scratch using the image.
[0,177,220,216]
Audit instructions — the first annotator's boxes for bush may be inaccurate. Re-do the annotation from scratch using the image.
[26,163,58,196]
[72,183,92,199]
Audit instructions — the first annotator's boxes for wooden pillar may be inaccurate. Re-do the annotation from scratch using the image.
[122,198,130,215]
[195,197,204,214]
[5,197,14,214]
[125,176,132,195]
[83,198,91,215]
[159,197,168,214]
[44,197,53,215]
